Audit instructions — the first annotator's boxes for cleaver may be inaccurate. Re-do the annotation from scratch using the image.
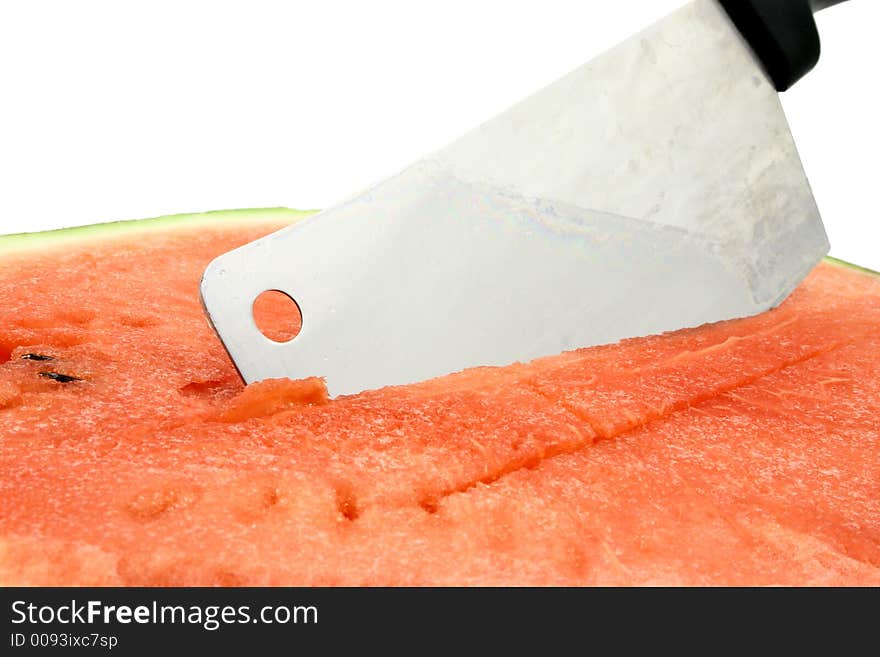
[201,0,851,397]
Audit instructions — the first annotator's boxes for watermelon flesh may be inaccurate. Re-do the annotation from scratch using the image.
[0,209,878,586]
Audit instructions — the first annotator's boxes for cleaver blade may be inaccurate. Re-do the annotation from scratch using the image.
[200,0,829,397]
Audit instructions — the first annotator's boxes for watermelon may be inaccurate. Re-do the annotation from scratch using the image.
[0,208,878,586]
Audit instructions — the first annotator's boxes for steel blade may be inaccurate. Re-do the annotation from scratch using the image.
[201,0,827,397]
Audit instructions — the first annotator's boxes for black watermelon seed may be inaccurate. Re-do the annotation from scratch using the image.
[39,371,82,383]
[21,353,56,361]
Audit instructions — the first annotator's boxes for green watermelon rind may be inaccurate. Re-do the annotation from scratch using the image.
[823,256,879,277]
[0,208,876,276]
[0,207,317,256]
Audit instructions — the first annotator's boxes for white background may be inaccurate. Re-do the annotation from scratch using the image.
[1,0,877,270]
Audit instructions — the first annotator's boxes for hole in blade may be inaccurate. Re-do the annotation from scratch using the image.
[252,290,302,343]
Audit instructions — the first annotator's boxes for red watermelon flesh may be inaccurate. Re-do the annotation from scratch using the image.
[0,209,878,586]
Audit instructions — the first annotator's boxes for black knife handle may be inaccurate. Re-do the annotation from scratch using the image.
[718,0,851,91]
[809,0,847,10]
